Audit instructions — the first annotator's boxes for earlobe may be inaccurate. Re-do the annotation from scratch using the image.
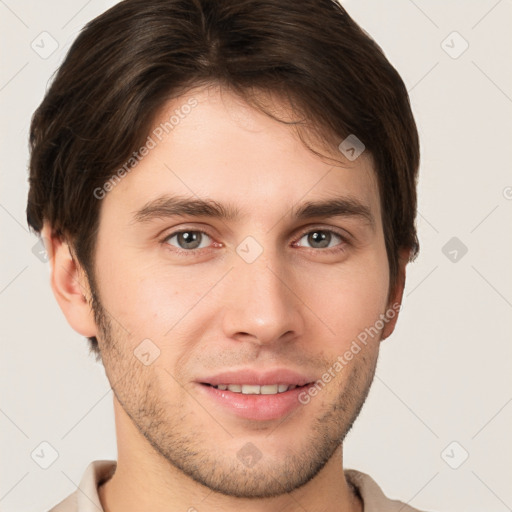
[41,223,98,338]
[381,247,410,341]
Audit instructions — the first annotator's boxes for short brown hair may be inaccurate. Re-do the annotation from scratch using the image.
[27,0,420,358]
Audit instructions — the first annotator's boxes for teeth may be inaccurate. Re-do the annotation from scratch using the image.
[212,384,298,394]
[260,384,278,394]
[242,384,261,394]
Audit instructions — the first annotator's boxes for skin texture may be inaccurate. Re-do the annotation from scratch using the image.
[43,84,408,512]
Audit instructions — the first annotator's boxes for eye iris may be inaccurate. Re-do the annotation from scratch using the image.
[308,231,331,248]
[178,231,201,249]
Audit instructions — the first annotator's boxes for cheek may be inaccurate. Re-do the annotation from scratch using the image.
[97,257,218,346]
[304,249,390,349]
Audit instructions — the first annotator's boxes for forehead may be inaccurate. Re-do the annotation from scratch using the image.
[100,84,381,228]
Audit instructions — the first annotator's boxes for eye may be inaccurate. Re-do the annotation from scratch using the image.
[294,229,347,251]
[164,230,213,251]
[161,227,348,255]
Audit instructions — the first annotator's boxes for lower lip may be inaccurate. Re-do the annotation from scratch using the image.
[197,383,310,421]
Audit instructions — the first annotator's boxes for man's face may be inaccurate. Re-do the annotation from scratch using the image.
[88,85,397,497]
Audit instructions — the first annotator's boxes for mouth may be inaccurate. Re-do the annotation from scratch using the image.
[196,369,316,421]
[202,383,310,395]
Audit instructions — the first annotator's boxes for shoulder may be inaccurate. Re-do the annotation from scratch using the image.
[47,491,77,512]
[46,460,117,512]
[345,469,435,512]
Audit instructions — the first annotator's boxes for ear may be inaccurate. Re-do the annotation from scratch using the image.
[381,247,410,341]
[41,223,98,338]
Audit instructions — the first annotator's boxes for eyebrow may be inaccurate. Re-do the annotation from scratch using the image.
[132,194,375,230]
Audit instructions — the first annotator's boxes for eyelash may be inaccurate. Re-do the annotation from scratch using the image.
[161,227,350,256]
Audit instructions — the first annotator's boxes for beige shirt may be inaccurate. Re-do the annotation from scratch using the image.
[48,460,429,512]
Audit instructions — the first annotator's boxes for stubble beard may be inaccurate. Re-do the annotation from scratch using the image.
[91,288,379,499]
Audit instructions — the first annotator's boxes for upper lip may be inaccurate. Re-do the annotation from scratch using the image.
[198,368,315,387]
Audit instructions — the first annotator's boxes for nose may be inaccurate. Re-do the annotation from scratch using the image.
[221,247,305,346]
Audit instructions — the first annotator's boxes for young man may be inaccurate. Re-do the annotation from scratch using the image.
[28,0,425,510]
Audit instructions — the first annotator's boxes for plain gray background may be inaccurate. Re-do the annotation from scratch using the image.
[1,1,511,511]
